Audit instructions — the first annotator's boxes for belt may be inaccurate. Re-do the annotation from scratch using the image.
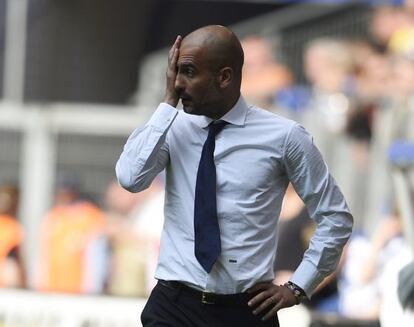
[158,280,250,305]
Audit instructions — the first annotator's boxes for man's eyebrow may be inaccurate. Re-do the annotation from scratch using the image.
[177,62,198,71]
[178,62,196,68]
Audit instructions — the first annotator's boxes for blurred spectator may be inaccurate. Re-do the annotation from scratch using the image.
[370,5,414,49]
[338,208,413,326]
[360,213,403,289]
[35,175,107,294]
[404,0,414,12]
[349,39,391,104]
[104,179,146,297]
[346,39,388,163]
[389,54,414,103]
[105,176,164,297]
[337,233,381,323]
[370,6,403,48]
[302,37,354,134]
[304,38,355,98]
[364,9,414,230]
[377,234,413,327]
[300,37,371,225]
[301,37,357,143]
[240,35,293,110]
[0,184,25,288]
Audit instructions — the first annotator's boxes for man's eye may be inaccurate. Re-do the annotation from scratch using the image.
[185,69,195,77]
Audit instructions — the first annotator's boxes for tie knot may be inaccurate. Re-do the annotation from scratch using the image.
[208,121,227,138]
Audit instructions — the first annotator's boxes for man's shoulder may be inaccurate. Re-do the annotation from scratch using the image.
[246,104,297,130]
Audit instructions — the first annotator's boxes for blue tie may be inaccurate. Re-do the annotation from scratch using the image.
[194,121,227,273]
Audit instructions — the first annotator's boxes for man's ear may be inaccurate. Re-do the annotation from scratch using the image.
[217,67,233,88]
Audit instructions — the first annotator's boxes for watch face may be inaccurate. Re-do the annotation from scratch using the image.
[295,290,304,300]
[284,282,305,304]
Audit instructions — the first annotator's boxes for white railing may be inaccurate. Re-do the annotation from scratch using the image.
[0,101,149,286]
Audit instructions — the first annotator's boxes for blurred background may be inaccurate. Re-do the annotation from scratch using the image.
[0,0,414,326]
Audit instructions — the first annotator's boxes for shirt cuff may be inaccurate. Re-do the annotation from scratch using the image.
[289,260,325,298]
[147,103,179,130]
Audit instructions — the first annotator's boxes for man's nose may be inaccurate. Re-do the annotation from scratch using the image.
[175,74,185,93]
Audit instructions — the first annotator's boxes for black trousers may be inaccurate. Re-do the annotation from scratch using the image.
[141,281,280,327]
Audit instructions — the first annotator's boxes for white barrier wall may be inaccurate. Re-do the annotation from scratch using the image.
[0,289,147,327]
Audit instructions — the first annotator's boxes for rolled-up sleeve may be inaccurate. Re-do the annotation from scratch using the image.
[115,103,178,193]
[283,123,353,297]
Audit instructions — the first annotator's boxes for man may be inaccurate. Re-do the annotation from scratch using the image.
[116,25,353,326]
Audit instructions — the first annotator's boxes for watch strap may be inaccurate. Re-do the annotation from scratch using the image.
[283,281,306,304]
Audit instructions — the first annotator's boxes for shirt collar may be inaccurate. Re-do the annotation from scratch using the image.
[189,95,248,129]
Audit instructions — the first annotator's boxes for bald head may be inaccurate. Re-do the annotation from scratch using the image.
[182,25,244,86]
[173,25,244,118]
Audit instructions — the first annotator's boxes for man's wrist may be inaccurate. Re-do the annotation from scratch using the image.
[163,93,179,107]
[283,281,307,305]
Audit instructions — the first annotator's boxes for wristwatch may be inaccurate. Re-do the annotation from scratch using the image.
[283,281,307,305]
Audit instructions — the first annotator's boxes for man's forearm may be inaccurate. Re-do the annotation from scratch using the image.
[116,104,177,192]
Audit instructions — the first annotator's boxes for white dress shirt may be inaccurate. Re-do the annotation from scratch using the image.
[116,96,353,296]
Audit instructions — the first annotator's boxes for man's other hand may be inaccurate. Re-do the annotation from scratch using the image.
[247,282,297,321]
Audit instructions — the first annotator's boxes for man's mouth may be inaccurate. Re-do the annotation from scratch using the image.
[181,98,192,106]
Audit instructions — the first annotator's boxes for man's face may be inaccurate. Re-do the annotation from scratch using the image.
[175,44,223,118]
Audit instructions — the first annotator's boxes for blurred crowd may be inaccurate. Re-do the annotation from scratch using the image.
[1,2,414,327]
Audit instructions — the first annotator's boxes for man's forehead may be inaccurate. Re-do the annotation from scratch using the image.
[178,45,207,64]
